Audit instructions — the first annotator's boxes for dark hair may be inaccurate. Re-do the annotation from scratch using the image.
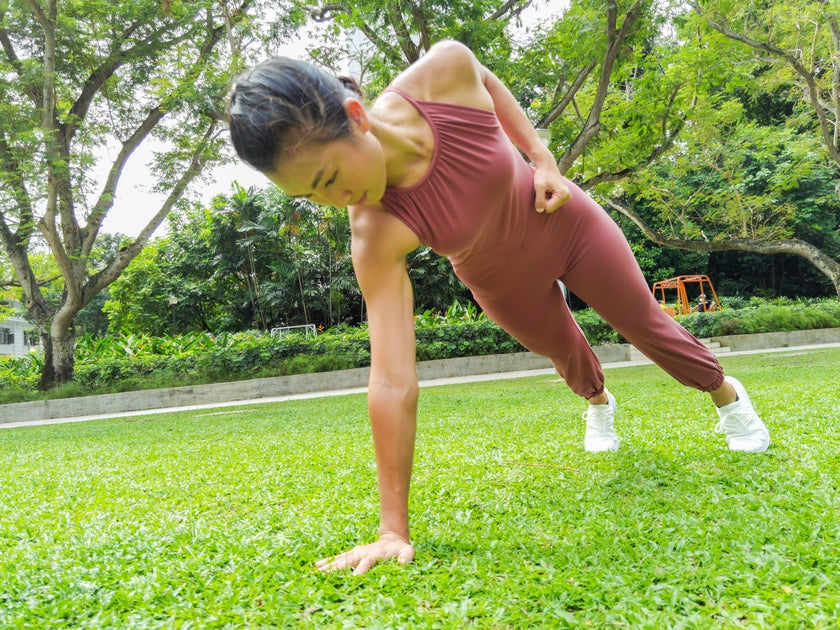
[227,56,364,173]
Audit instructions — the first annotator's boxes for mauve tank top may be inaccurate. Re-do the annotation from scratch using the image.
[380,87,537,270]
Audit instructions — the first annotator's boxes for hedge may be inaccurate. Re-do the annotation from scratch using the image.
[1,297,838,401]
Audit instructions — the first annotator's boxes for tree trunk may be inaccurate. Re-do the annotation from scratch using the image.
[39,313,76,390]
[604,198,840,298]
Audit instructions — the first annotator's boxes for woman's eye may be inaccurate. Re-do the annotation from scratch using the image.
[325,173,337,187]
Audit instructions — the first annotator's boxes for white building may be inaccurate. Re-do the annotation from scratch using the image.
[0,315,37,357]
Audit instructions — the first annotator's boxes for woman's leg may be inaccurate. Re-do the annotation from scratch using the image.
[473,277,619,451]
[557,195,725,393]
[552,191,768,452]
[474,278,606,400]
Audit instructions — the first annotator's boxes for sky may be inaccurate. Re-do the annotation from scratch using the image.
[99,1,567,237]
[99,141,269,237]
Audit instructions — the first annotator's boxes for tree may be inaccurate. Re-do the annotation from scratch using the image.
[102,240,179,335]
[305,0,687,299]
[305,0,532,83]
[0,0,300,386]
[611,114,840,293]
[305,0,673,179]
[466,0,838,297]
[591,1,840,297]
[0,249,15,319]
[694,0,840,170]
[406,247,476,315]
[105,186,361,334]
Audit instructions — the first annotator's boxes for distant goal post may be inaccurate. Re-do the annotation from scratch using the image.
[270,324,318,339]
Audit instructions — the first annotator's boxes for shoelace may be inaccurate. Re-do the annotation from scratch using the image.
[715,406,755,435]
[582,407,613,427]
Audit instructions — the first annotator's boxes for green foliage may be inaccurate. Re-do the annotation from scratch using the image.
[679,298,840,337]
[1,350,839,625]
[407,249,475,316]
[415,319,524,361]
[0,0,305,385]
[303,0,522,93]
[4,0,840,393]
[571,308,624,346]
[104,186,359,335]
[627,116,827,242]
[4,298,838,404]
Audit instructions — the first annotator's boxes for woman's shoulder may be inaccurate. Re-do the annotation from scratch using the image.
[349,204,420,261]
[387,40,492,110]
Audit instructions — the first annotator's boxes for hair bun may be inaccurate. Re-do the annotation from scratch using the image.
[338,75,363,98]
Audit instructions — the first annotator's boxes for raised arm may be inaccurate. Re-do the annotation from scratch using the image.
[316,205,421,575]
[478,55,572,213]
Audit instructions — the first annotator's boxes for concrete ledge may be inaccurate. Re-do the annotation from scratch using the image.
[711,327,840,352]
[2,329,838,425]
[2,355,551,424]
[0,367,376,424]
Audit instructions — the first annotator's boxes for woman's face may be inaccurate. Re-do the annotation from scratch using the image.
[266,113,386,208]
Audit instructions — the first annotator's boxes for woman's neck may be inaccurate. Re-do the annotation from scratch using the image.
[370,96,434,190]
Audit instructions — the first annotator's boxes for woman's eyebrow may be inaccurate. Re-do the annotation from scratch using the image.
[310,167,326,190]
[289,167,326,199]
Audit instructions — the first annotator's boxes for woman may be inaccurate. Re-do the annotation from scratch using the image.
[227,40,770,575]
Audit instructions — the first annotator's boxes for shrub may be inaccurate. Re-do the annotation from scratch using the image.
[415,319,524,360]
[677,299,840,337]
[573,309,623,346]
[1,297,838,404]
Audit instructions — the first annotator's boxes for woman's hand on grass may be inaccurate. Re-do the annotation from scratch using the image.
[315,532,415,576]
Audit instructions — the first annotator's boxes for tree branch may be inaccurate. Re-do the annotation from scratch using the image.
[0,133,36,244]
[82,105,166,248]
[310,2,345,22]
[826,10,840,149]
[0,217,52,323]
[557,0,643,173]
[81,1,242,258]
[0,11,43,104]
[81,1,257,305]
[696,4,840,167]
[63,24,209,146]
[603,197,840,296]
[487,0,531,22]
[404,0,430,51]
[310,2,405,67]
[581,86,692,188]
[386,3,421,63]
[85,121,219,302]
[28,0,76,291]
[537,60,597,128]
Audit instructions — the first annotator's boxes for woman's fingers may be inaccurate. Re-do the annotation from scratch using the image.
[315,538,415,575]
[543,183,572,213]
[352,555,378,576]
[315,550,355,572]
[533,167,572,214]
[397,543,416,565]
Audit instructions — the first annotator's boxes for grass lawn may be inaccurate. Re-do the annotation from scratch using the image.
[1,348,838,628]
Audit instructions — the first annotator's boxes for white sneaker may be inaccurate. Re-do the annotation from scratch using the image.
[583,389,619,452]
[715,376,770,453]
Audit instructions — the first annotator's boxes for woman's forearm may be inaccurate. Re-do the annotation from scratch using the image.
[367,378,418,540]
[480,65,555,166]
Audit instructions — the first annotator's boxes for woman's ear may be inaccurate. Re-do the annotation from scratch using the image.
[343,98,370,131]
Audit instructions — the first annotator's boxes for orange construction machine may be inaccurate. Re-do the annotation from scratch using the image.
[652,275,722,317]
